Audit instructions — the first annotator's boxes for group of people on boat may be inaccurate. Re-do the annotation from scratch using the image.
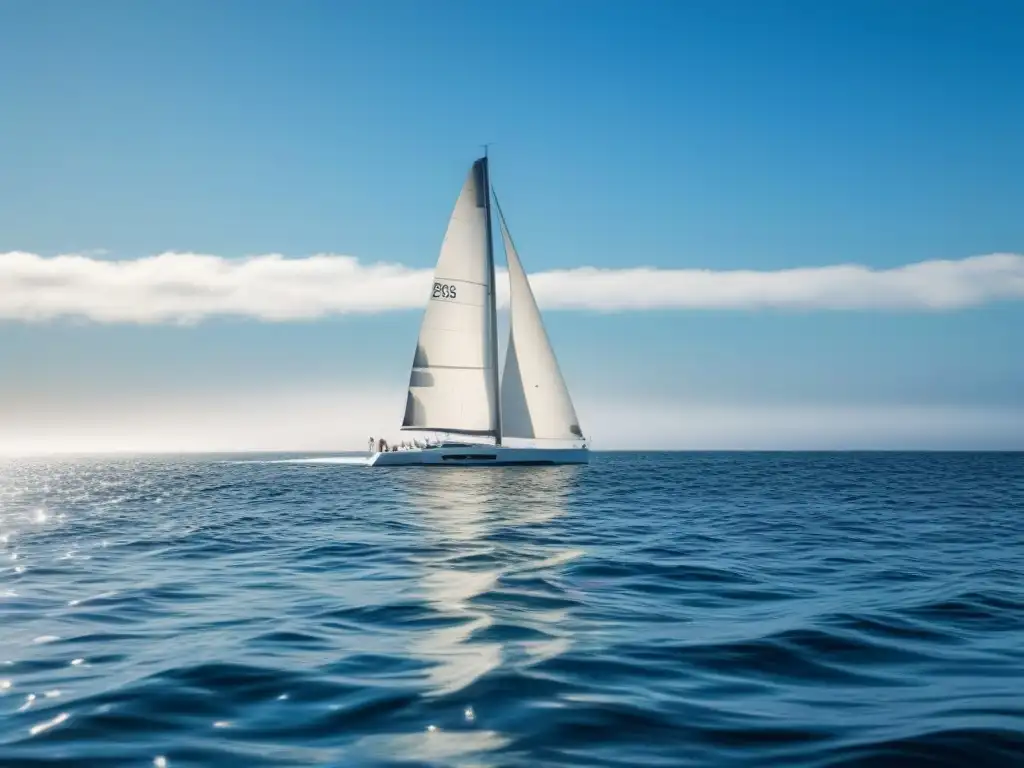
[367,436,437,454]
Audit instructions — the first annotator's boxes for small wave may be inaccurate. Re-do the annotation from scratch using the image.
[2,450,1022,766]
[830,726,1024,766]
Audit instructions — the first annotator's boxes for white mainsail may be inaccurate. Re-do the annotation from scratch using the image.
[496,202,584,441]
[402,158,500,437]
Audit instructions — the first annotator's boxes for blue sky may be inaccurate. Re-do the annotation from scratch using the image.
[1,0,1023,451]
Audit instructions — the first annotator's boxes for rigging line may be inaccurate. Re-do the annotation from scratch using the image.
[490,185,522,261]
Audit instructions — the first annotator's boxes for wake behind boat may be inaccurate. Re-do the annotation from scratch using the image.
[369,154,588,467]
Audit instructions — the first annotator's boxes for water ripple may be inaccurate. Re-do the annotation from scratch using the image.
[1,452,1022,766]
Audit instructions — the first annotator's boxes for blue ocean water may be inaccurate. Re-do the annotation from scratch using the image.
[1,452,1023,767]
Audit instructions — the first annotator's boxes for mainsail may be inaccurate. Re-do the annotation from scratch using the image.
[495,199,584,441]
[402,158,500,437]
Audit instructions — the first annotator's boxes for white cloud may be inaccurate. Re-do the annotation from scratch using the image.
[1,251,1023,324]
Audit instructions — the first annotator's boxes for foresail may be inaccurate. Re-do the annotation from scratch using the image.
[402,158,499,436]
[498,209,584,441]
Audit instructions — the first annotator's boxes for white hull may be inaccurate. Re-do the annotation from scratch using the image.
[368,444,588,467]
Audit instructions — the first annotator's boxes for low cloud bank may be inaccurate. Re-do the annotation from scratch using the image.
[1,250,1022,324]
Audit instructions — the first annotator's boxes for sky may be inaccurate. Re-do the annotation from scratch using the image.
[1,0,1023,453]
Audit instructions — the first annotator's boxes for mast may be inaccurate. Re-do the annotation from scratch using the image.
[481,148,502,445]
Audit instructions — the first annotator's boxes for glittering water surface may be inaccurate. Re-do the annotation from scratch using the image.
[2,452,1023,767]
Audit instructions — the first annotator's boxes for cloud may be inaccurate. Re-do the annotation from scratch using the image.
[1,250,1023,324]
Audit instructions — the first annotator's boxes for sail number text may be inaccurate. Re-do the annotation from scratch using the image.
[432,282,458,300]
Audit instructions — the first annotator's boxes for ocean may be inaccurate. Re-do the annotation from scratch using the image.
[1,452,1022,767]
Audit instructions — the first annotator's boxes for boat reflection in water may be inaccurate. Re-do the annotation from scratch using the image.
[354,465,585,765]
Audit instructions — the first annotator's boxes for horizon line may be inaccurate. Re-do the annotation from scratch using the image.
[3,448,1022,459]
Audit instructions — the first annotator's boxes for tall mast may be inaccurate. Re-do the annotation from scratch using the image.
[481,148,502,445]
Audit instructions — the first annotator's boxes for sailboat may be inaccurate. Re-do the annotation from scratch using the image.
[369,155,588,467]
